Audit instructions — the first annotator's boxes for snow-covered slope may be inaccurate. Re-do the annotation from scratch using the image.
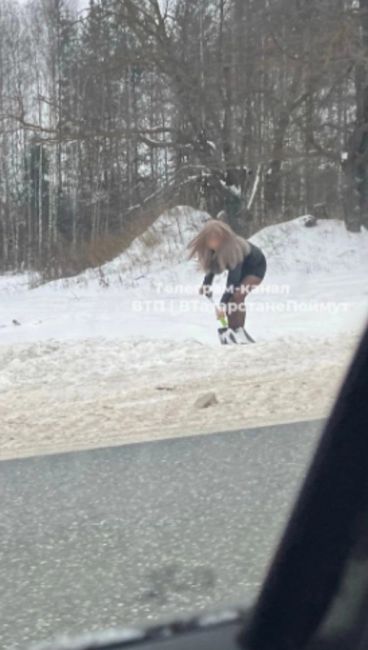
[1,209,367,346]
[1,209,367,459]
[253,215,368,275]
[34,209,368,293]
[42,207,209,292]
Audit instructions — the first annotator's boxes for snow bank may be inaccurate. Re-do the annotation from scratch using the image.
[252,216,368,276]
[1,209,367,346]
[0,273,35,296]
[0,209,367,458]
[34,210,368,295]
[41,207,209,292]
[0,333,359,460]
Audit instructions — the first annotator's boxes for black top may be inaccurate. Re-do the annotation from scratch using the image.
[203,241,266,304]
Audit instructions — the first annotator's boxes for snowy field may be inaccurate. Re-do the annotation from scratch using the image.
[1,209,367,459]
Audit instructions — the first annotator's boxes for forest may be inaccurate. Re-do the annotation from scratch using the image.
[0,0,368,277]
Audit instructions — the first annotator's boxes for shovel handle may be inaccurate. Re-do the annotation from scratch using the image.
[206,295,228,328]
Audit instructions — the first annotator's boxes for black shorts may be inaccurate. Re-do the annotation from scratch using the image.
[241,243,267,280]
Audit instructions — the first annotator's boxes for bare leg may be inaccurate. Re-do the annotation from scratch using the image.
[226,274,262,330]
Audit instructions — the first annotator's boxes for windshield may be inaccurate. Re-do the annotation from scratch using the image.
[0,0,367,648]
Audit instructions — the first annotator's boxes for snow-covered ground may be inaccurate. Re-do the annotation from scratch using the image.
[1,209,367,459]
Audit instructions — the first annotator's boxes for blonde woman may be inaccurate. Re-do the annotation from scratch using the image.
[187,219,267,342]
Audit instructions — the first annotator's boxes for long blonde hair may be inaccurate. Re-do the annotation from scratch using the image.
[187,219,250,273]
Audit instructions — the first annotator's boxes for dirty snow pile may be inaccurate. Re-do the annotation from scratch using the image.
[0,208,367,458]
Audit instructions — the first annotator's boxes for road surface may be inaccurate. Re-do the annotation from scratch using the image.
[0,419,323,649]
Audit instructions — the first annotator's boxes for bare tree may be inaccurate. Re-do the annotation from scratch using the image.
[0,0,365,274]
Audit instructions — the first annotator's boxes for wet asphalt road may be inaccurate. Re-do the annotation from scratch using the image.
[0,420,324,650]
